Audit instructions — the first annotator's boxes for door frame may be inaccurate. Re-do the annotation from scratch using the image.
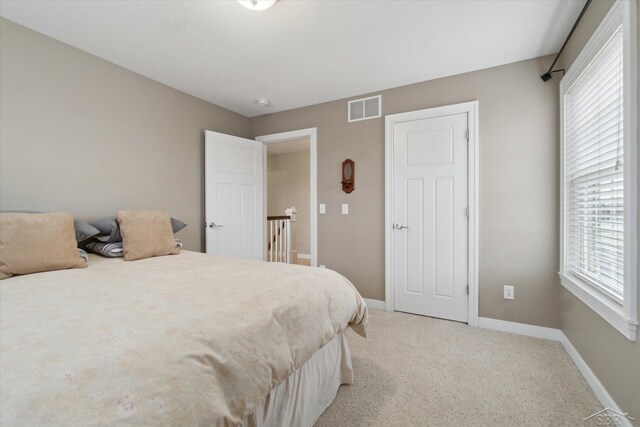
[255,128,318,267]
[384,101,479,326]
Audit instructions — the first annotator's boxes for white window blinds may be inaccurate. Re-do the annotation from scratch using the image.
[564,25,624,302]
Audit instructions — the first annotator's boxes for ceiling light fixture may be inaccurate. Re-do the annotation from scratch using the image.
[237,0,277,12]
[256,98,271,107]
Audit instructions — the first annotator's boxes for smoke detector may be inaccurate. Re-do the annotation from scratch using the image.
[255,98,271,107]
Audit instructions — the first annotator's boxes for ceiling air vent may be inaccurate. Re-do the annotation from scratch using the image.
[348,95,381,123]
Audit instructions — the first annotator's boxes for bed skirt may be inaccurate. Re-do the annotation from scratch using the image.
[243,332,352,427]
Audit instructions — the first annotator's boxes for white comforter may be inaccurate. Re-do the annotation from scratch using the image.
[0,251,368,426]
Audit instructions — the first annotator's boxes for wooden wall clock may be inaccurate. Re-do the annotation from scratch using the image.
[341,159,355,194]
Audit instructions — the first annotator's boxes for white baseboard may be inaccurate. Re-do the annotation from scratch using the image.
[558,332,633,427]
[478,316,630,426]
[363,298,385,310]
[297,253,311,260]
[478,316,561,341]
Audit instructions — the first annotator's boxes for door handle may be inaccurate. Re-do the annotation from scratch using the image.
[394,224,409,230]
[205,222,224,230]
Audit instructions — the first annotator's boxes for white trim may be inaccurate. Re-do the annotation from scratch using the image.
[256,128,318,267]
[622,0,638,338]
[347,94,382,123]
[478,317,561,341]
[363,298,385,310]
[560,273,637,340]
[559,333,634,427]
[559,0,637,341]
[479,317,632,425]
[384,101,479,327]
[296,253,311,260]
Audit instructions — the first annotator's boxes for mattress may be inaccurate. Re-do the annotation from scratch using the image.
[0,251,368,426]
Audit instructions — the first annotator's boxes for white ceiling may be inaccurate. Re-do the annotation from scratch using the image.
[267,138,310,155]
[0,0,583,118]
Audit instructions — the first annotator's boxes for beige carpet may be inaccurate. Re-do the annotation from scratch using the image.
[315,310,601,426]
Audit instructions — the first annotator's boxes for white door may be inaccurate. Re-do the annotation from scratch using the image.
[205,131,264,260]
[392,112,468,322]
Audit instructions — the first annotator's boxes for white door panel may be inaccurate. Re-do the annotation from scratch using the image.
[392,113,468,322]
[205,131,263,260]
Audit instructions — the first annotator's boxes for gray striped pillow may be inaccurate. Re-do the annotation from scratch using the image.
[85,241,124,257]
[78,249,89,263]
[86,239,183,258]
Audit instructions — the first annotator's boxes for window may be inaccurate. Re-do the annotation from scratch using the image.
[565,27,624,302]
[560,0,637,340]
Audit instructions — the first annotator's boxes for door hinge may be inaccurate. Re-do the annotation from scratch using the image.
[465,207,469,218]
[467,284,469,295]
[465,129,469,141]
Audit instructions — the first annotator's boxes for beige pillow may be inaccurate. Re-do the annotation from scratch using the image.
[117,210,180,261]
[0,213,86,280]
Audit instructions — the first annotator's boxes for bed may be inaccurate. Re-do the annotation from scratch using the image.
[0,250,368,426]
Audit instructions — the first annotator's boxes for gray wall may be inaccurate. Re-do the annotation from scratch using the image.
[558,0,640,419]
[267,150,311,255]
[251,55,562,328]
[4,4,637,416]
[0,18,251,251]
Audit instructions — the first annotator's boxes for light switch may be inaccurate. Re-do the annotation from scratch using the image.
[319,204,326,214]
[342,204,349,215]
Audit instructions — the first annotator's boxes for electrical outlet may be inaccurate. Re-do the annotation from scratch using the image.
[504,285,514,300]
[342,204,349,215]
[319,264,326,268]
[319,203,326,214]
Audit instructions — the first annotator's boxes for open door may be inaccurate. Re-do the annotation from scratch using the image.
[205,131,264,260]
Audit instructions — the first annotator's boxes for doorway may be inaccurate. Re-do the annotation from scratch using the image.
[385,102,478,326]
[256,128,318,267]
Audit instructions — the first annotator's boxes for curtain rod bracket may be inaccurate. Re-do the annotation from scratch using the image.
[540,69,565,82]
